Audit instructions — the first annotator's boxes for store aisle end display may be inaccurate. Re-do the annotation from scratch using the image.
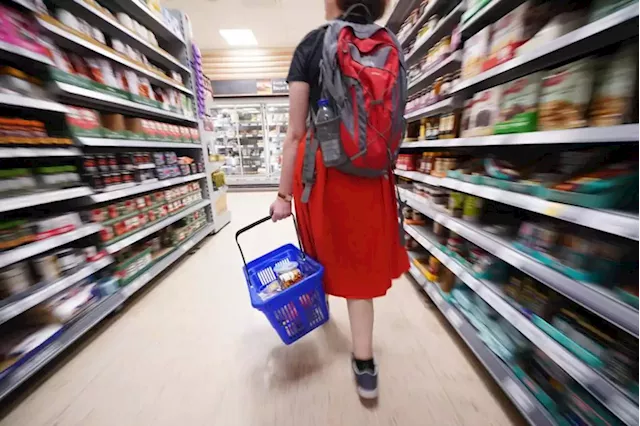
[394,0,639,425]
[0,0,230,402]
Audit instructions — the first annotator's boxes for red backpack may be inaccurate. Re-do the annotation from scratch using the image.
[300,17,407,202]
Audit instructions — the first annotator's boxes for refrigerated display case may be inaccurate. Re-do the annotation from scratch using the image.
[209,99,287,188]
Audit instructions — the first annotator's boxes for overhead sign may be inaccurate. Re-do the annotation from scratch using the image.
[212,78,289,97]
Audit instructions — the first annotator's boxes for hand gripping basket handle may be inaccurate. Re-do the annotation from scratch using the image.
[235,215,305,271]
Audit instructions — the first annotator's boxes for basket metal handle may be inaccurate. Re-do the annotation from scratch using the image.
[235,214,305,271]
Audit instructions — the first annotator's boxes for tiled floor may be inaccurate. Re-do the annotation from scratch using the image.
[0,192,525,426]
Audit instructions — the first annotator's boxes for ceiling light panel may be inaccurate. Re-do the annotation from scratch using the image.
[219,29,258,46]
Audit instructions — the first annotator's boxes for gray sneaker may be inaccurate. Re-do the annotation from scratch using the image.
[352,358,378,399]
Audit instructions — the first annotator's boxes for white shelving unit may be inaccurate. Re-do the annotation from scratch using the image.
[0,187,94,213]
[395,0,640,424]
[401,124,640,148]
[404,219,639,426]
[0,0,229,403]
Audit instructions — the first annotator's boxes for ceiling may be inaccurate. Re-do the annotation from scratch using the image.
[166,0,326,50]
[166,0,393,50]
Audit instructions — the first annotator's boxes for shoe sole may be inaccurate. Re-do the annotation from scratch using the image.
[356,386,378,399]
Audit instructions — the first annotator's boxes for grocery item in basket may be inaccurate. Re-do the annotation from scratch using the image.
[494,72,543,134]
[461,27,490,80]
[467,87,502,136]
[274,261,303,289]
[588,43,639,127]
[538,58,595,131]
[483,1,551,71]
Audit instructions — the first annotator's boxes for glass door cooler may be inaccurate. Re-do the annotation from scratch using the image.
[210,99,287,188]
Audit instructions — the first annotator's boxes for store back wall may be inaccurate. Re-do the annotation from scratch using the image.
[202,48,293,81]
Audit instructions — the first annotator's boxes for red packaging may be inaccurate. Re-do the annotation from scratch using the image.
[396,154,418,171]
[190,128,199,141]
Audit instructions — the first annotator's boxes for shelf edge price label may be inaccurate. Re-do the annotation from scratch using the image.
[502,377,534,414]
[430,287,445,308]
[446,308,463,330]
[607,393,639,425]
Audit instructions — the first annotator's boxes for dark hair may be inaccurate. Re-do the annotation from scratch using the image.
[337,0,387,21]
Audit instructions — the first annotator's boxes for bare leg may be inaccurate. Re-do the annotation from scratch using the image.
[347,299,374,359]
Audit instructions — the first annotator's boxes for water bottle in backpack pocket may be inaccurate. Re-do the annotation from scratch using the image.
[315,99,345,167]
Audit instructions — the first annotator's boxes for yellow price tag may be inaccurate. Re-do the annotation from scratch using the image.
[544,202,564,218]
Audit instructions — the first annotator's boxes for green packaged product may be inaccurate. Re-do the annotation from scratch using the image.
[494,72,543,134]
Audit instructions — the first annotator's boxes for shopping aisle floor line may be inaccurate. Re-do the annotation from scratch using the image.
[0,192,524,426]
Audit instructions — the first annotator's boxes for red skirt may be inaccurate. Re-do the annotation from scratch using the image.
[292,134,409,299]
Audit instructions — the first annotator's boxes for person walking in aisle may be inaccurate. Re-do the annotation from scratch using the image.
[270,0,409,400]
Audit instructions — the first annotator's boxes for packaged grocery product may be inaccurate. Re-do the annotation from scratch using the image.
[0,67,40,97]
[68,53,92,79]
[0,5,51,59]
[66,107,103,137]
[463,195,483,222]
[494,72,543,134]
[467,87,502,136]
[459,99,474,137]
[588,0,636,23]
[588,43,639,127]
[538,58,595,131]
[0,261,32,297]
[101,113,126,137]
[86,58,119,88]
[461,27,490,80]
[396,153,417,171]
[483,1,551,71]
[517,9,587,56]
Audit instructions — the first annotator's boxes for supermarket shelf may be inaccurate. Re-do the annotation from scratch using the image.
[400,124,640,148]
[454,3,639,95]
[214,210,231,233]
[211,186,228,203]
[405,224,639,426]
[408,50,462,96]
[50,82,196,124]
[0,93,69,114]
[0,256,114,326]
[37,17,192,95]
[10,0,39,12]
[226,175,279,187]
[394,169,442,186]
[461,0,528,38]
[111,0,185,46]
[0,186,94,214]
[407,263,557,426]
[0,147,82,158]
[406,2,465,66]
[89,173,205,203]
[385,0,420,32]
[404,96,461,121]
[121,223,213,299]
[399,188,639,337]
[0,224,102,270]
[53,0,191,74]
[105,199,210,254]
[78,137,201,149]
[399,0,449,47]
[0,40,53,68]
[439,178,639,241]
[0,221,213,401]
[0,292,124,402]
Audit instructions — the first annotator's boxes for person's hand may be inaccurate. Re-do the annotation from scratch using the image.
[270,197,292,221]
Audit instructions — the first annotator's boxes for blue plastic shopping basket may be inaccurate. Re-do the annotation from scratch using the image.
[235,215,329,344]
